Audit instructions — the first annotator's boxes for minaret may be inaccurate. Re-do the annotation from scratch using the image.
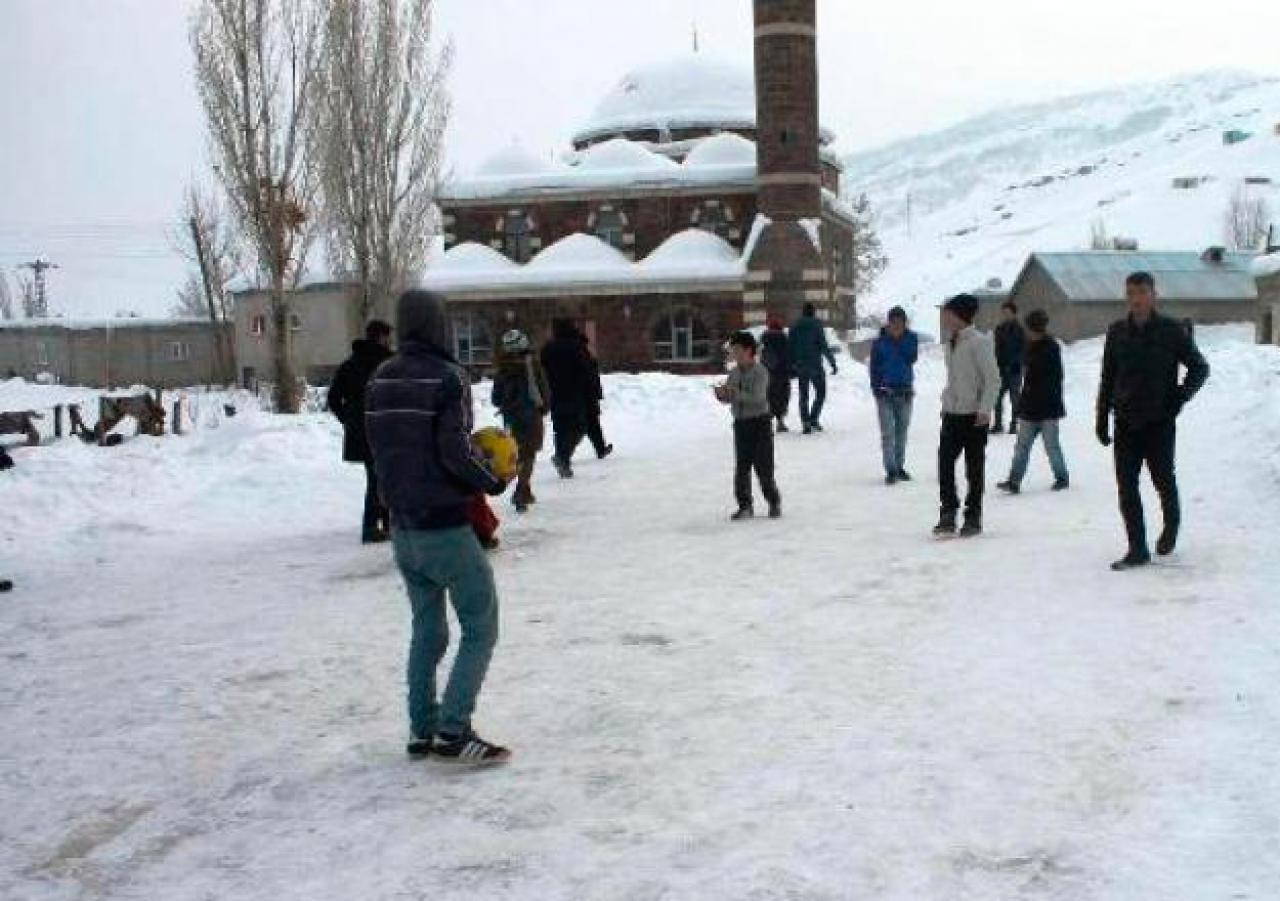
[746,0,828,326]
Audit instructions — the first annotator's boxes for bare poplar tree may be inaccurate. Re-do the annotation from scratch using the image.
[849,193,888,297]
[171,184,241,323]
[191,0,323,413]
[314,0,453,323]
[0,272,13,321]
[1224,185,1271,251]
[1089,218,1111,251]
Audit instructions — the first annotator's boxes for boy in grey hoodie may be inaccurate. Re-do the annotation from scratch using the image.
[935,294,1000,537]
[715,331,781,521]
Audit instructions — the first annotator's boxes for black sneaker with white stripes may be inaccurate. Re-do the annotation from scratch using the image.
[433,730,511,765]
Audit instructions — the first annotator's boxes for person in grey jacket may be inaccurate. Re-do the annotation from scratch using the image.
[934,294,1000,538]
[715,331,781,521]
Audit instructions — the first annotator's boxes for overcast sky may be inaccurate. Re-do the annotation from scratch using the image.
[2,0,1279,318]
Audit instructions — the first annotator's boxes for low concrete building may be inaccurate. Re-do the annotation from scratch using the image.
[0,318,233,388]
[1255,254,1280,344]
[231,282,362,388]
[1006,249,1258,342]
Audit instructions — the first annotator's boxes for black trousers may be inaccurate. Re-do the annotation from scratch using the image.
[551,409,586,464]
[362,459,388,539]
[994,370,1023,428]
[798,369,827,426]
[734,415,781,509]
[766,370,791,421]
[585,407,609,457]
[1114,419,1179,553]
[938,413,988,516]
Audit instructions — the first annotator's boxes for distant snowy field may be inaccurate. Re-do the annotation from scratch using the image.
[3,326,1280,900]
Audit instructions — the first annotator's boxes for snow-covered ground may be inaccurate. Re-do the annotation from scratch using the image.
[3,326,1280,900]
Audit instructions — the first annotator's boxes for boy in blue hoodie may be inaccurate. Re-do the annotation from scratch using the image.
[869,306,919,484]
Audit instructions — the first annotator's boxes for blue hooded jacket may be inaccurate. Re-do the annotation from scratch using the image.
[869,327,919,392]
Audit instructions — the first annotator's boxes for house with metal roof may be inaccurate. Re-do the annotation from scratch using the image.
[1005,248,1259,341]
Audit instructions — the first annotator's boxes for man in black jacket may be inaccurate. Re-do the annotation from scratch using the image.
[328,320,393,543]
[997,309,1069,494]
[579,330,613,460]
[1097,272,1210,571]
[541,319,593,478]
[760,317,793,433]
[366,290,511,764]
[991,301,1026,434]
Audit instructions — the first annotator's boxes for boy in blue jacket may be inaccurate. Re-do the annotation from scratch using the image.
[869,306,919,484]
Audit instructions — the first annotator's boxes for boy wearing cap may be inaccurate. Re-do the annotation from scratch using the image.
[935,294,1000,537]
[491,329,551,514]
[715,331,782,521]
[869,306,919,484]
[997,309,1070,495]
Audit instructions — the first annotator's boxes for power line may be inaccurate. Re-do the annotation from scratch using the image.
[17,258,58,318]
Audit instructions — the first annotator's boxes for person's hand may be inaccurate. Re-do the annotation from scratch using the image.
[975,411,992,428]
[1096,415,1111,447]
[713,384,730,402]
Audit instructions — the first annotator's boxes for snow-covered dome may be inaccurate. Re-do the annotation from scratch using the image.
[474,143,552,178]
[683,132,757,169]
[526,233,631,272]
[572,55,757,147]
[639,229,743,278]
[575,138,681,173]
[430,242,520,275]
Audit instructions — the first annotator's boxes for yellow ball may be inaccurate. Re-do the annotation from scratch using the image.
[472,427,519,481]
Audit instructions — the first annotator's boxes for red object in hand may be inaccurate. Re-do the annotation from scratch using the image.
[468,494,500,544]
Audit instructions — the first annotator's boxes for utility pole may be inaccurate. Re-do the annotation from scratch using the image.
[692,21,699,53]
[18,259,58,318]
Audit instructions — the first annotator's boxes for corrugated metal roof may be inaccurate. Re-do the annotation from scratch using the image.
[1033,251,1259,302]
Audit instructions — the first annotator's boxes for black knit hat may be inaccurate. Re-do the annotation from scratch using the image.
[1025,309,1050,333]
[943,293,980,324]
[887,305,908,322]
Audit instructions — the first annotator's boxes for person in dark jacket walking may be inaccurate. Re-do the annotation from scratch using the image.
[869,306,919,484]
[366,290,511,765]
[991,301,1026,434]
[997,309,1069,494]
[1097,272,1209,571]
[541,319,593,478]
[579,331,613,459]
[327,320,394,543]
[760,317,793,433]
[789,303,838,434]
[491,329,550,513]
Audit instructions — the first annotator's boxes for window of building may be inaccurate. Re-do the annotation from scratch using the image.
[34,341,50,366]
[690,200,735,242]
[168,341,192,362]
[502,210,535,263]
[250,314,267,337]
[652,308,712,363]
[289,313,303,332]
[452,313,493,366]
[591,205,628,250]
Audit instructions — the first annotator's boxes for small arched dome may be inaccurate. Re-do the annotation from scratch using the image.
[474,143,552,178]
[526,233,631,271]
[576,138,681,173]
[683,132,757,168]
[639,229,742,275]
[431,242,520,274]
[573,54,756,147]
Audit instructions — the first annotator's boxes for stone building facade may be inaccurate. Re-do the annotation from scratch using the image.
[0,319,232,389]
[230,281,363,389]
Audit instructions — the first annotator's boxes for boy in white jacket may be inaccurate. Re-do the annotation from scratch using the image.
[935,294,1001,537]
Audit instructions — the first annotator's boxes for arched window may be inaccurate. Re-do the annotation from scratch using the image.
[501,210,535,262]
[690,200,736,242]
[590,205,628,250]
[451,313,492,366]
[652,308,712,363]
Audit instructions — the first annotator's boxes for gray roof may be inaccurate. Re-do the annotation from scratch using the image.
[1030,251,1259,302]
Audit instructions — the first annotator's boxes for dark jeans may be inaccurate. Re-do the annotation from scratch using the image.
[994,370,1023,429]
[938,413,988,516]
[766,369,791,422]
[362,459,388,539]
[585,407,609,457]
[551,409,585,464]
[734,415,781,509]
[1114,419,1179,553]
[798,369,827,426]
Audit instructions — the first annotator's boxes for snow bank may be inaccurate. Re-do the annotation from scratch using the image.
[1252,253,1280,278]
[574,138,679,173]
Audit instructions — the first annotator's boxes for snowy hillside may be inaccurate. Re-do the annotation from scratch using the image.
[845,70,1280,319]
[4,328,1280,899]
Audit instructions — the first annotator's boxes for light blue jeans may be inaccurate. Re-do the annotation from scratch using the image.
[1007,419,1070,487]
[392,526,499,739]
[875,391,913,477]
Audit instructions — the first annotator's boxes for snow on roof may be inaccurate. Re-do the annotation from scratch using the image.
[475,143,553,178]
[575,138,680,173]
[684,132,757,168]
[0,317,218,331]
[421,229,744,295]
[1031,251,1259,302]
[1252,253,1280,279]
[572,55,757,146]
